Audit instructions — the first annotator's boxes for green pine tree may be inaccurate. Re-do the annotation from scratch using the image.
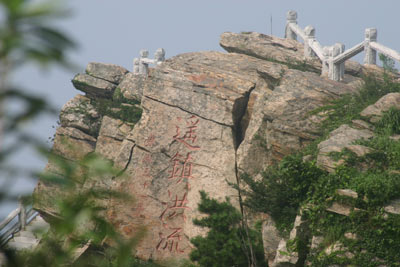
[189,191,265,267]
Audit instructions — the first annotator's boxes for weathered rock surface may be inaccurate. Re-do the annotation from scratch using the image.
[238,68,358,175]
[117,72,145,102]
[33,126,97,216]
[351,119,375,131]
[220,31,364,77]
[95,116,132,162]
[384,199,400,215]
[326,202,356,216]
[272,214,307,266]
[220,32,320,72]
[262,217,281,266]
[86,62,129,84]
[72,73,117,98]
[317,124,374,172]
[59,94,101,136]
[337,189,358,199]
[34,30,389,264]
[52,126,97,161]
[360,92,400,123]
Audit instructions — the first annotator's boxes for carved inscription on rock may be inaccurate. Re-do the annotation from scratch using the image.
[155,115,201,255]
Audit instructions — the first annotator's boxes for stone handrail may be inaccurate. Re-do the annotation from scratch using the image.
[0,199,38,247]
[133,48,166,75]
[285,10,400,81]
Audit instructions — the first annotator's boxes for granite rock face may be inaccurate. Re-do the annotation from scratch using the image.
[317,124,374,172]
[34,31,376,263]
[72,73,117,98]
[117,72,145,102]
[360,92,400,123]
[59,94,101,136]
[86,62,129,84]
[237,68,357,175]
[220,31,364,77]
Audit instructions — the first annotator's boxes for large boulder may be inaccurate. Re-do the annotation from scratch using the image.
[85,62,129,84]
[116,72,145,102]
[72,73,117,98]
[35,33,370,263]
[220,32,363,77]
[220,32,319,71]
[237,69,358,175]
[360,92,400,123]
[262,217,281,266]
[317,124,374,172]
[59,94,101,137]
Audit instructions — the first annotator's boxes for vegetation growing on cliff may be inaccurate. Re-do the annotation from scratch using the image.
[243,70,400,266]
[93,87,142,125]
[189,191,265,267]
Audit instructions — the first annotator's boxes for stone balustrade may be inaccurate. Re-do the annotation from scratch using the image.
[0,198,38,247]
[285,10,400,81]
[133,48,166,75]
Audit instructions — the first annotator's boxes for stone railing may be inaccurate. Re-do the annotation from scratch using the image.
[133,48,166,75]
[285,10,400,81]
[0,198,38,247]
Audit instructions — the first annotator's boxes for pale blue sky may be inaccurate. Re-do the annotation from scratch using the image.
[1,0,400,218]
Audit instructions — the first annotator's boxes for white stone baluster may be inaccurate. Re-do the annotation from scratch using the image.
[364,28,377,65]
[328,44,342,81]
[322,46,330,77]
[285,10,297,40]
[134,48,165,75]
[304,25,317,59]
[18,197,26,230]
[139,49,149,75]
[337,43,345,80]
[133,58,140,74]
[154,48,165,65]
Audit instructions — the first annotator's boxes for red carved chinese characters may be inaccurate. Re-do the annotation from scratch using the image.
[159,192,190,225]
[173,115,200,151]
[168,152,194,184]
[156,228,185,253]
[156,115,201,254]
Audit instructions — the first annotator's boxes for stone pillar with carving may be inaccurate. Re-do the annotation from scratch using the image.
[328,44,342,81]
[321,46,330,77]
[364,28,377,65]
[154,48,166,65]
[139,49,149,75]
[304,25,317,59]
[133,58,140,74]
[336,43,345,81]
[285,10,297,40]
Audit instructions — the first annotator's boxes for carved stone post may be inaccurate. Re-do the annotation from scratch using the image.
[285,10,297,40]
[321,46,330,77]
[364,28,377,65]
[18,197,26,230]
[304,25,317,59]
[154,48,166,65]
[133,58,140,74]
[328,44,341,81]
[139,49,149,75]
[336,43,345,80]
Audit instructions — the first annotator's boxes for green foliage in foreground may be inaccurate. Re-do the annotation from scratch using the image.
[243,74,400,266]
[189,191,265,267]
[3,153,159,267]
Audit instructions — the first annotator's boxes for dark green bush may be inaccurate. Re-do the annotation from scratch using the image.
[242,154,325,235]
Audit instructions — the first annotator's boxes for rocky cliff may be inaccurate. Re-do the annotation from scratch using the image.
[33,32,400,265]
